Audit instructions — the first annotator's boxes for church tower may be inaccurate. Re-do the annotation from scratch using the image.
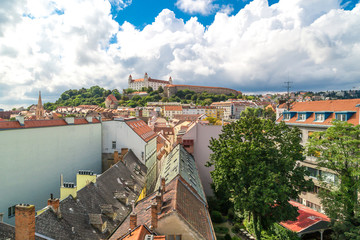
[35,91,45,120]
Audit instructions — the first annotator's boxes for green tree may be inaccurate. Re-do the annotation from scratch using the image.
[158,86,164,93]
[307,121,360,239]
[207,115,313,239]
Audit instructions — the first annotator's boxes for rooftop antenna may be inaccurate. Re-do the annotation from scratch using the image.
[284,81,292,111]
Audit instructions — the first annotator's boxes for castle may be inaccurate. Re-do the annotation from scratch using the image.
[128,73,172,91]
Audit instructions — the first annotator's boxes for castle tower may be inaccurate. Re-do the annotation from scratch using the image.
[35,91,45,120]
[169,76,173,85]
[128,74,132,84]
[144,72,149,88]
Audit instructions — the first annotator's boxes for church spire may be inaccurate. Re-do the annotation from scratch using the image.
[36,91,44,120]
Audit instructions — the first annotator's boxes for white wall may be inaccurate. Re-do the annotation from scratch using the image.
[102,120,146,163]
[182,124,222,196]
[0,123,102,224]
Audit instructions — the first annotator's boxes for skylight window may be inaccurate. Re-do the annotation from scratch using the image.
[336,113,346,121]
[283,113,291,120]
[315,114,325,122]
[298,113,306,121]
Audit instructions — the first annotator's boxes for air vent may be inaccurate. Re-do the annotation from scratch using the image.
[144,235,154,240]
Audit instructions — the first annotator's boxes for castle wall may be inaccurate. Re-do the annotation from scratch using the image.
[164,85,239,97]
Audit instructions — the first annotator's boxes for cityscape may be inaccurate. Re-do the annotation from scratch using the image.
[1,1,360,240]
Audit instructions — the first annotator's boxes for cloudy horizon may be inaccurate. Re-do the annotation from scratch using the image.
[1,0,360,109]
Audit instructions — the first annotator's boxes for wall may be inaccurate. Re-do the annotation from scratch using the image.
[182,124,223,196]
[164,85,239,97]
[0,123,102,224]
[102,120,146,164]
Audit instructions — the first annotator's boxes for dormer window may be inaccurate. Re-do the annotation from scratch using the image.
[298,113,306,121]
[315,113,325,122]
[336,113,346,121]
[283,113,291,120]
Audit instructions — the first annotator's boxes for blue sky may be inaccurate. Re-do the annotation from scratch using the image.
[0,0,360,109]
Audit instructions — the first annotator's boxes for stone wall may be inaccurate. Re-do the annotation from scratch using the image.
[164,84,240,97]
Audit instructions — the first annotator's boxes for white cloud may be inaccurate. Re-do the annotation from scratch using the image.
[109,0,132,11]
[175,0,218,15]
[1,0,360,109]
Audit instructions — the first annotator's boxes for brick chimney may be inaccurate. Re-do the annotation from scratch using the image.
[155,194,162,213]
[114,151,119,164]
[47,194,60,217]
[151,203,158,229]
[130,213,137,230]
[15,204,35,240]
[0,212,3,223]
[161,177,166,194]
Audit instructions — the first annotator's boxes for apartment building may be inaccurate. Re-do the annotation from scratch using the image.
[277,99,360,213]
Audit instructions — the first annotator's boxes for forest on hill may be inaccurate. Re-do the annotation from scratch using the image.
[42,86,247,110]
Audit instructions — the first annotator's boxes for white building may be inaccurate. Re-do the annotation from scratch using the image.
[101,118,158,192]
[128,73,172,91]
[163,105,183,119]
[0,117,102,224]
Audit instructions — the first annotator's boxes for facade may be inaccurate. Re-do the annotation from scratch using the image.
[102,118,158,193]
[128,73,172,91]
[0,117,102,224]
[211,101,233,119]
[163,105,183,119]
[164,84,240,98]
[181,123,222,196]
[105,94,119,109]
[277,99,360,213]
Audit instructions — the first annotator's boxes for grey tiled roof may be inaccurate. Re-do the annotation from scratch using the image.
[35,149,146,240]
[0,221,50,240]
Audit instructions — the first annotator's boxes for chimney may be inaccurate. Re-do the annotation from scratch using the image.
[86,117,93,123]
[47,194,60,216]
[64,117,74,125]
[155,194,162,213]
[114,151,119,164]
[151,203,158,229]
[0,213,3,223]
[161,177,166,194]
[15,204,35,240]
[121,148,129,157]
[16,115,24,126]
[130,213,137,230]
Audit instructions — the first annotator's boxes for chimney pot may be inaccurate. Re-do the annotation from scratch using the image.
[155,194,162,213]
[15,204,35,240]
[161,177,166,194]
[114,151,119,164]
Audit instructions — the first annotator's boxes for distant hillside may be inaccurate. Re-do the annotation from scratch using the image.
[42,86,244,110]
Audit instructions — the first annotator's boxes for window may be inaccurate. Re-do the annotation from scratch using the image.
[322,171,338,184]
[8,205,15,218]
[298,113,306,121]
[306,201,321,212]
[283,113,290,120]
[315,114,325,122]
[112,141,116,149]
[307,167,319,178]
[336,113,346,121]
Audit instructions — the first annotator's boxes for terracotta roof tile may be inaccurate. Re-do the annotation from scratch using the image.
[74,118,88,124]
[280,201,330,233]
[164,105,183,111]
[107,94,118,103]
[0,121,21,129]
[277,99,360,126]
[125,119,157,142]
[24,119,68,128]
[131,77,170,84]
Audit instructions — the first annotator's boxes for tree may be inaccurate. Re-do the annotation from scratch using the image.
[307,121,360,239]
[207,114,313,239]
[158,86,164,93]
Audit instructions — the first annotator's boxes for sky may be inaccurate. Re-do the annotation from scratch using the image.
[0,0,360,109]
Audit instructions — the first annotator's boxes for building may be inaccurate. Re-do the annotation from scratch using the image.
[0,150,147,240]
[102,118,158,193]
[0,117,102,224]
[35,91,44,120]
[164,84,240,98]
[163,105,183,119]
[276,99,360,213]
[128,73,172,91]
[105,94,119,109]
[181,123,222,196]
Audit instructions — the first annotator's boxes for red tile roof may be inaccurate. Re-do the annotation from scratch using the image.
[0,118,4,121]
[164,105,183,111]
[125,119,157,142]
[0,121,21,129]
[74,118,88,124]
[109,176,215,240]
[277,99,360,126]
[280,201,330,233]
[106,94,118,103]
[131,78,170,84]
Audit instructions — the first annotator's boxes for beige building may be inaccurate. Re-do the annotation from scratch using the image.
[277,99,360,213]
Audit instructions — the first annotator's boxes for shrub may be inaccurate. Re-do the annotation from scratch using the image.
[214,226,229,234]
[232,223,242,234]
[228,208,235,220]
[211,210,223,223]
[224,233,231,240]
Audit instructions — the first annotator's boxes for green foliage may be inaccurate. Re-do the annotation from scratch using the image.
[9,117,16,121]
[307,120,360,239]
[214,226,229,234]
[231,223,242,233]
[241,107,276,121]
[211,210,224,223]
[207,115,313,239]
[224,233,231,240]
[158,86,164,93]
